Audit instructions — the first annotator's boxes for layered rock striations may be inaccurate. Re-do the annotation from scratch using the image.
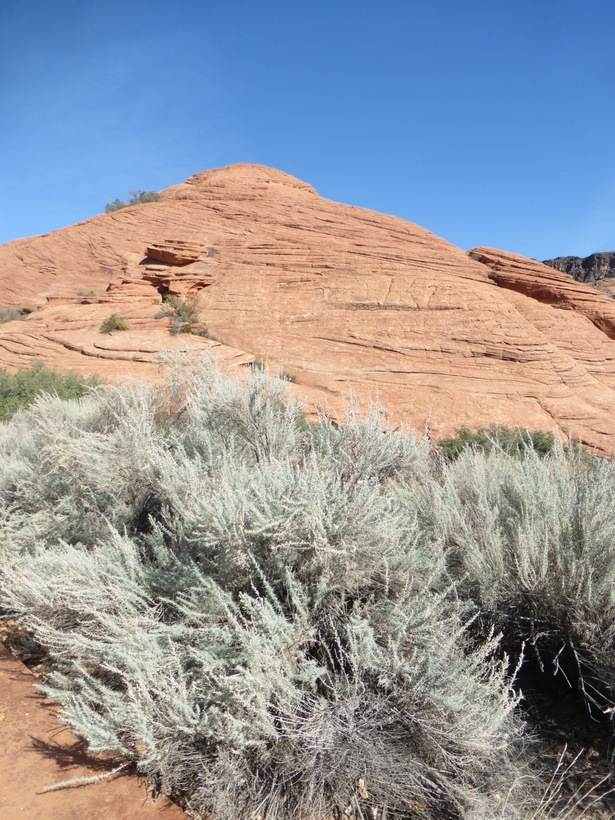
[2,164,615,451]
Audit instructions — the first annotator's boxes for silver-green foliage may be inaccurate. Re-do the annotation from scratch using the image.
[443,443,615,716]
[0,356,535,817]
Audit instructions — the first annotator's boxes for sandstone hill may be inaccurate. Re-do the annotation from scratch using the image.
[2,164,615,452]
[543,251,615,295]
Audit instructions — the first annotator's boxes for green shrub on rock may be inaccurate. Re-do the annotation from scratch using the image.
[100,314,128,333]
[438,425,558,461]
[0,360,101,422]
[0,306,28,323]
[155,295,203,335]
[104,198,127,213]
[127,190,160,205]
[104,190,160,213]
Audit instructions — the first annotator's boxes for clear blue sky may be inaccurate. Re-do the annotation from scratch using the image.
[1,0,614,259]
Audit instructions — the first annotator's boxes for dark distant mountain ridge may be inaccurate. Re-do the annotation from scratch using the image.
[543,252,615,285]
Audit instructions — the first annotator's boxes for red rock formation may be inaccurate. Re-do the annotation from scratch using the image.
[145,240,208,266]
[470,247,615,339]
[1,164,615,451]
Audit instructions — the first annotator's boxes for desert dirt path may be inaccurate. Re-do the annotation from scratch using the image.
[0,645,184,819]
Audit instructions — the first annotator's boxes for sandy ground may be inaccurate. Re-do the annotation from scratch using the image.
[0,645,184,819]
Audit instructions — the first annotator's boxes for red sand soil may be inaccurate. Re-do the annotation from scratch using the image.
[0,645,184,818]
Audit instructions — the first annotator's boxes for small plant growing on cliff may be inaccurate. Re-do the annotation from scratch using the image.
[100,314,128,333]
[105,191,160,213]
[155,295,204,335]
[0,307,28,323]
[128,190,160,205]
[105,198,127,213]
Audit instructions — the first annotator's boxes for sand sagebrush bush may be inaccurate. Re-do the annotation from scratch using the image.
[442,443,615,720]
[0,355,539,818]
[248,355,297,383]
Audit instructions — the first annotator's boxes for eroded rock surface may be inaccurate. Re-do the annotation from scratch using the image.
[543,251,615,296]
[2,164,615,451]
